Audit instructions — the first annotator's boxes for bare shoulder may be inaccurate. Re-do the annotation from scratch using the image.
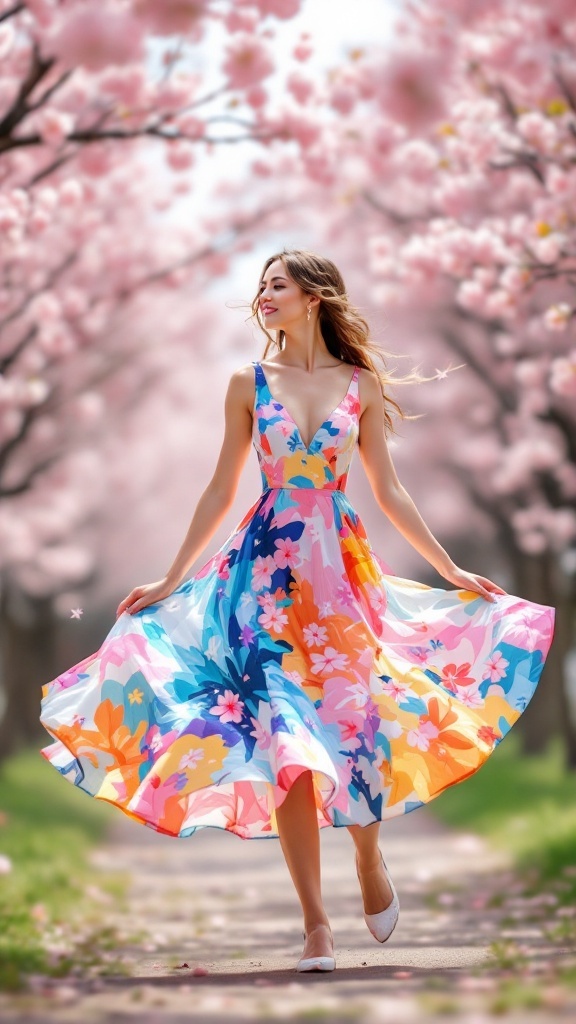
[226,362,257,413]
[357,365,382,412]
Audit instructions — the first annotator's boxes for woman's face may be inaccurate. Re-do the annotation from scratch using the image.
[258,258,311,330]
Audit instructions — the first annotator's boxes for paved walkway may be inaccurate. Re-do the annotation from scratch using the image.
[2,805,576,1021]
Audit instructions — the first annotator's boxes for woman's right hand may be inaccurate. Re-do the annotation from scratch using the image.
[116,577,178,619]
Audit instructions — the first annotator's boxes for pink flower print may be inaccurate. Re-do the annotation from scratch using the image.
[257,590,277,613]
[408,646,430,664]
[336,582,355,607]
[179,749,205,771]
[274,536,300,569]
[509,613,541,651]
[340,719,360,742]
[407,720,440,751]
[258,606,289,634]
[310,647,350,674]
[318,601,334,618]
[381,678,418,702]
[284,669,304,684]
[145,725,178,757]
[148,727,165,754]
[99,632,152,680]
[455,684,484,708]
[303,623,329,648]
[346,681,371,708]
[486,651,509,682]
[369,590,387,615]
[252,554,276,590]
[209,689,245,724]
[249,716,271,750]
[440,662,475,694]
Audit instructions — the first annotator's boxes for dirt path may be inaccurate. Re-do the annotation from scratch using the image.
[2,805,575,1022]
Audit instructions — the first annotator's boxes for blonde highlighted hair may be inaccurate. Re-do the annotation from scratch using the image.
[249,247,423,435]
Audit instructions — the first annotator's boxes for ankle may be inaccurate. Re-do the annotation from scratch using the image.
[355,849,381,870]
[304,920,332,937]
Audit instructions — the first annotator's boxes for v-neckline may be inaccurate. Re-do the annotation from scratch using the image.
[257,362,357,452]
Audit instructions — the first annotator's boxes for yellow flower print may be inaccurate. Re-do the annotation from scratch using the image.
[128,687,144,705]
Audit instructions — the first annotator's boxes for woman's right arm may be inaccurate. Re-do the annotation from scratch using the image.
[116,364,255,618]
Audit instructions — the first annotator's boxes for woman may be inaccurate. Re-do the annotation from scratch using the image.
[40,248,555,974]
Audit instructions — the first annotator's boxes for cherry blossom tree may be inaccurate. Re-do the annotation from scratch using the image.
[0,0,311,756]
[301,0,576,762]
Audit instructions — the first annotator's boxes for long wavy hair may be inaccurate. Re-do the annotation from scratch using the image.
[249,247,424,435]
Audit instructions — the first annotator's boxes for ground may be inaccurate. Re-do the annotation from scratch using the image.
[1,801,575,1022]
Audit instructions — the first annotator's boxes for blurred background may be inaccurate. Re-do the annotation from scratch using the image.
[0,0,574,769]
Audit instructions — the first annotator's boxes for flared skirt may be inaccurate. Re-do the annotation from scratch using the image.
[40,487,555,839]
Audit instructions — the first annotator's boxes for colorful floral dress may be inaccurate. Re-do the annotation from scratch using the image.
[39,360,556,839]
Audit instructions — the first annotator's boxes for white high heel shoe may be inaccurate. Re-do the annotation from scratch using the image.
[355,848,400,943]
[296,926,336,972]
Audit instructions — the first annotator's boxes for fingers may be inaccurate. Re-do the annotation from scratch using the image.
[474,579,509,602]
[478,576,508,598]
[456,576,495,602]
[471,582,494,602]
[116,587,143,618]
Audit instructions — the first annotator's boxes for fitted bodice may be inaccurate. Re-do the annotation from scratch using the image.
[251,361,360,492]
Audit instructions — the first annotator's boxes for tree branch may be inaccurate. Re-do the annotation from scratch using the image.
[0,2,24,23]
[360,189,429,225]
[25,68,74,116]
[488,149,545,184]
[0,123,281,153]
[0,42,55,139]
[540,406,576,465]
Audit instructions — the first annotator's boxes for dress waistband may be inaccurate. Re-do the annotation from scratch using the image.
[261,486,346,494]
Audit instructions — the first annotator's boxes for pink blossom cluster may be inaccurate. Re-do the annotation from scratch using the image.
[303,0,576,563]
[0,0,309,597]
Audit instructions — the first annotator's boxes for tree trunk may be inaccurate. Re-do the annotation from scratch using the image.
[511,550,576,769]
[0,577,60,762]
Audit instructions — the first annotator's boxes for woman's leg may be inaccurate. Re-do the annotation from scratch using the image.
[347,821,394,914]
[275,769,333,958]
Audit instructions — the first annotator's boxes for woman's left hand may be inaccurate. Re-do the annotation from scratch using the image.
[440,565,508,603]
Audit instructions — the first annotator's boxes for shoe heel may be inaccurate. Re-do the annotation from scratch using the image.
[297,927,336,972]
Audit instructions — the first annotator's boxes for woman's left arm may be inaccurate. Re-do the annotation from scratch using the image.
[357,369,507,603]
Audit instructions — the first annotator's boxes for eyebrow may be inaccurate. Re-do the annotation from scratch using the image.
[259,275,288,285]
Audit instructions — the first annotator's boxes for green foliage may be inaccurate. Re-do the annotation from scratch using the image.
[0,747,125,991]
[431,732,576,902]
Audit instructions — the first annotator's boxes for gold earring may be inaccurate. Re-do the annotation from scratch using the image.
[307,305,312,321]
